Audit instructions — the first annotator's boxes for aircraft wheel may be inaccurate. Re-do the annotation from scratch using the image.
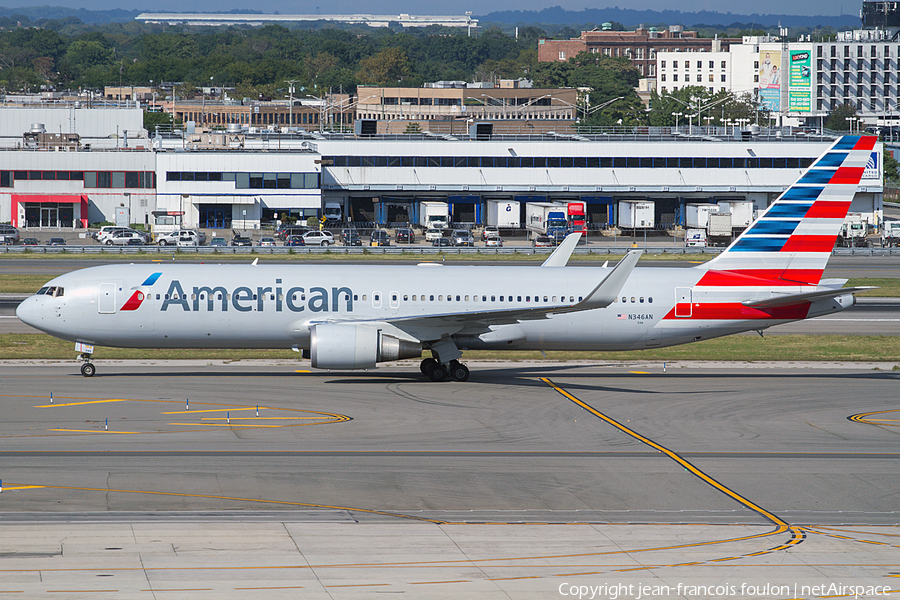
[420,358,437,376]
[81,362,95,377]
[449,361,469,382]
[428,363,448,382]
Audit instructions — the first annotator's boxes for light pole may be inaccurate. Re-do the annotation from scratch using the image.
[846,116,859,133]
[704,116,714,132]
[672,111,682,130]
[285,79,300,129]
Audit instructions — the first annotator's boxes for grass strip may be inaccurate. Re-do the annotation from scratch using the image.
[2,333,899,362]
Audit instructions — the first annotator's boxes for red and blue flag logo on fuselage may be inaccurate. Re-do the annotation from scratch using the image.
[119,272,162,311]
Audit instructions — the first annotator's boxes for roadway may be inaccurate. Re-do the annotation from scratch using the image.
[0,362,897,597]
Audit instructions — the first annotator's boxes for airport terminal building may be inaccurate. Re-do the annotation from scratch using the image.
[0,107,884,232]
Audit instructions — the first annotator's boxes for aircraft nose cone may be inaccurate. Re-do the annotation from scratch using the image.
[15,297,34,326]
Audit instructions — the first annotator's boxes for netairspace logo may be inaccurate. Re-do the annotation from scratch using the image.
[863,151,879,179]
[557,582,892,599]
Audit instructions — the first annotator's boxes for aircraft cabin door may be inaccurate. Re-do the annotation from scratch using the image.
[674,287,692,317]
[98,283,116,314]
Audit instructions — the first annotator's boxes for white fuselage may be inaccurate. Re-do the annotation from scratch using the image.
[16,262,853,353]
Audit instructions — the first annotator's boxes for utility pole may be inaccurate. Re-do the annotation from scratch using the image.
[285,79,301,129]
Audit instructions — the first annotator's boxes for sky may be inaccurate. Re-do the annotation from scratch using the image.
[0,0,852,17]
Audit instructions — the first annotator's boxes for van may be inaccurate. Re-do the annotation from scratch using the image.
[685,229,707,247]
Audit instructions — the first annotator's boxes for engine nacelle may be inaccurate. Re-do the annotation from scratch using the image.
[310,323,422,369]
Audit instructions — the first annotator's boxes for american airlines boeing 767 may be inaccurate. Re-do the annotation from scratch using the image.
[16,136,877,380]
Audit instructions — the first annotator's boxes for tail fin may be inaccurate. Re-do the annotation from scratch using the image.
[697,135,877,288]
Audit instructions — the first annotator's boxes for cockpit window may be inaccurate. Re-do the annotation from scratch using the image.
[41,286,64,297]
[37,287,49,295]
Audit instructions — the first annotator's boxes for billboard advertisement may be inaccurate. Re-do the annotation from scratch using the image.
[758,50,781,111]
[789,50,811,112]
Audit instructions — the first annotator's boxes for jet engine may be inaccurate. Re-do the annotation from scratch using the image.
[309,323,421,369]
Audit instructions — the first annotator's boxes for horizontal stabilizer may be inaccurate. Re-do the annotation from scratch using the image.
[742,287,875,308]
[541,232,583,267]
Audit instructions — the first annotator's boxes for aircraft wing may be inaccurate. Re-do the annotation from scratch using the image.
[319,251,642,341]
[742,287,875,308]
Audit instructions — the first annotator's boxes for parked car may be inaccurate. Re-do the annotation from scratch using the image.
[395,228,415,244]
[157,229,205,246]
[106,231,146,246]
[533,236,555,248]
[450,229,474,247]
[47,238,66,246]
[21,237,39,246]
[210,237,227,247]
[481,226,500,241]
[425,228,443,242]
[301,230,335,246]
[176,234,198,247]
[93,226,123,241]
[485,234,503,247]
[258,236,276,247]
[231,231,253,246]
[370,230,391,246]
[277,226,310,241]
[343,230,363,246]
[340,228,358,244]
[0,224,20,244]
[285,235,306,247]
[432,237,452,247]
[97,227,133,243]
[126,238,145,246]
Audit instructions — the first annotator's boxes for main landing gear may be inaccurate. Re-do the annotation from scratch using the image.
[79,353,95,377]
[420,357,469,382]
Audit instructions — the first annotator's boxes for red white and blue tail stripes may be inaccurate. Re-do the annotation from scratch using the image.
[697,135,877,287]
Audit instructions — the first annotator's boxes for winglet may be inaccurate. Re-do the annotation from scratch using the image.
[556,250,642,312]
[251,258,259,266]
[541,232,582,267]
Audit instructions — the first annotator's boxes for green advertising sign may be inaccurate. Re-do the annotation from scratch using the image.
[789,90,811,112]
[790,50,811,87]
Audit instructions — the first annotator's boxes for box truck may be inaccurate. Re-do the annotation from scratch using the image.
[618,200,654,229]
[707,212,733,246]
[486,199,520,228]
[418,201,449,230]
[716,199,754,230]
[685,203,718,229]
[525,202,569,240]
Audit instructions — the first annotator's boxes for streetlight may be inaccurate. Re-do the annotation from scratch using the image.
[846,115,859,133]
[285,79,300,130]
[704,116,714,131]
[672,111,683,130]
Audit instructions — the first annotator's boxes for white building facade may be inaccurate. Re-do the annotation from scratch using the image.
[656,30,900,128]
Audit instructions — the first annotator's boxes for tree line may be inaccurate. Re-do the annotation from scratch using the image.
[0,21,857,132]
